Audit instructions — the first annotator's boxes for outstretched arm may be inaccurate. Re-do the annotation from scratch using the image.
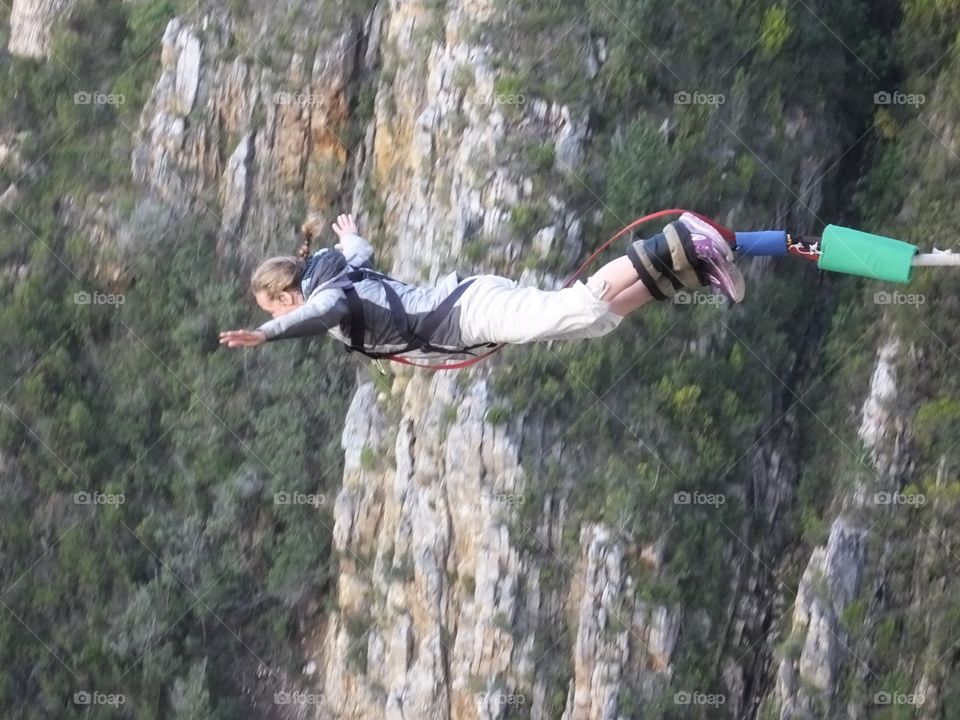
[332,213,374,267]
[219,290,349,348]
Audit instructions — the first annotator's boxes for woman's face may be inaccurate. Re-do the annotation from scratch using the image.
[255,290,304,318]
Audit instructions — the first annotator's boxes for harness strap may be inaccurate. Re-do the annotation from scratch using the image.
[341,285,366,349]
[378,278,422,346]
[647,232,684,290]
[670,221,709,287]
[331,269,489,360]
[626,242,668,300]
[415,278,476,349]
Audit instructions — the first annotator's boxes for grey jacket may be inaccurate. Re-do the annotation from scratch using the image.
[256,233,474,357]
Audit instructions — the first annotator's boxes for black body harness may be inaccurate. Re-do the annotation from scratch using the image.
[321,268,496,361]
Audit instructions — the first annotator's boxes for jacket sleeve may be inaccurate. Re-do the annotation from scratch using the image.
[256,289,349,341]
[339,232,374,267]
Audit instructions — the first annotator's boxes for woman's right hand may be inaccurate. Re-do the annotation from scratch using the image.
[332,213,358,240]
[219,329,267,348]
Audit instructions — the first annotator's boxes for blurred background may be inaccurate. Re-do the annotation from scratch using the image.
[0,0,958,717]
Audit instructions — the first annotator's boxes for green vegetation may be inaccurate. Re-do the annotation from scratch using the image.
[480,0,959,711]
[484,405,511,425]
[509,202,549,237]
[0,0,175,197]
[759,5,792,56]
[523,141,556,173]
[0,2,356,716]
[345,610,373,672]
[452,62,475,92]
[360,444,378,470]
[1,0,960,716]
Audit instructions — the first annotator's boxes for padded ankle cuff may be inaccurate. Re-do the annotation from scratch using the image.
[664,221,698,271]
[626,241,676,300]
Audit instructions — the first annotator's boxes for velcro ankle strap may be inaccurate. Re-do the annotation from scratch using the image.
[626,241,669,300]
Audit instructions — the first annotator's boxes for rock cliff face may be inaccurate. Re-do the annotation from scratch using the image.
[358,0,589,287]
[8,0,77,58]
[101,3,885,718]
[323,373,682,720]
[0,130,31,213]
[775,514,869,719]
[8,1,954,718]
[311,3,685,717]
[125,6,660,715]
[764,335,924,720]
[132,10,366,260]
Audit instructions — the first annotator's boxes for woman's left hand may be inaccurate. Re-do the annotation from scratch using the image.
[219,329,267,348]
[332,213,358,239]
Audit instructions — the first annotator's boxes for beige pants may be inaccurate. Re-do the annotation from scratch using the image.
[457,274,625,345]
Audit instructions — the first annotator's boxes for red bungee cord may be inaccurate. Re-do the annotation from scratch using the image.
[387,209,734,371]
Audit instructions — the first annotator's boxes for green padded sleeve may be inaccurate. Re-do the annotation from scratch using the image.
[818,225,918,284]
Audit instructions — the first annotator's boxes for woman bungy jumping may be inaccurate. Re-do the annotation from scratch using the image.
[218,212,745,362]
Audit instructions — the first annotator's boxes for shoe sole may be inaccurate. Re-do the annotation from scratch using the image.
[703,262,745,303]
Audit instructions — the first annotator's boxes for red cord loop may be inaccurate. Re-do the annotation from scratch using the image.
[388,209,731,370]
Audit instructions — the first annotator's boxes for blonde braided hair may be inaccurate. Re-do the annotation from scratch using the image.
[250,214,323,300]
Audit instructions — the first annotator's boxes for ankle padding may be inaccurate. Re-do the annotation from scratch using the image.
[666,221,698,269]
[626,239,674,300]
[645,232,684,290]
[669,222,711,288]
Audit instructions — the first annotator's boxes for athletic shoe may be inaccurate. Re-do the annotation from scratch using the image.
[693,236,746,303]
